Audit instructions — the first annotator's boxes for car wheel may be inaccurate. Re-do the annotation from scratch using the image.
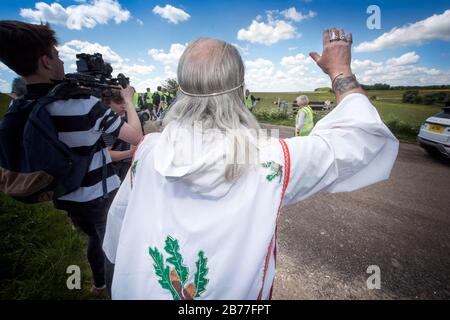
[141,112,150,122]
[424,146,442,159]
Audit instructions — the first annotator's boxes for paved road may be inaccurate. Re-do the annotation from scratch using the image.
[261,124,450,300]
[144,121,450,299]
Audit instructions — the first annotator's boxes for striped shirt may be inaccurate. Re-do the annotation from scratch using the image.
[45,96,125,202]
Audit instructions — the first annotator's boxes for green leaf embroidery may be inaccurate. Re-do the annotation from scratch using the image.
[132,160,138,176]
[148,247,180,300]
[149,236,209,299]
[261,161,283,183]
[164,236,189,286]
[194,251,209,298]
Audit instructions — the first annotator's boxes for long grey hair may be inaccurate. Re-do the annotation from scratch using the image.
[162,38,261,182]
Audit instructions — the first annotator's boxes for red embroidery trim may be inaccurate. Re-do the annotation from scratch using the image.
[257,139,291,299]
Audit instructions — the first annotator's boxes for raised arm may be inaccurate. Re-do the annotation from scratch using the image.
[282,28,399,207]
[117,86,144,146]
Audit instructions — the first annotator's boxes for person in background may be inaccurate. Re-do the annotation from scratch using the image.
[144,88,156,121]
[245,89,256,111]
[102,89,135,182]
[295,95,314,137]
[153,86,164,119]
[162,88,169,112]
[10,77,27,99]
[132,87,139,110]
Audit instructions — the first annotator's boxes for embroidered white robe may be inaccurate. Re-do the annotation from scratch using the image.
[103,93,399,300]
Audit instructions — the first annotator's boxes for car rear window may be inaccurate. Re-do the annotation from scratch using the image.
[434,112,450,119]
[434,108,450,119]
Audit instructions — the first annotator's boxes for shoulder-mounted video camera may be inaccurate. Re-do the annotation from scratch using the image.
[58,53,130,99]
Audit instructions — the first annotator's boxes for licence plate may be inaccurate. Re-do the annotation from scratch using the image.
[428,124,445,133]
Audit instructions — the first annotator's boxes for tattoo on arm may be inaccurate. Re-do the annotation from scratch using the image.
[333,75,360,95]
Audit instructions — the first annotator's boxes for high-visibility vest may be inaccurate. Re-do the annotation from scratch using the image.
[145,92,153,104]
[295,105,314,136]
[162,92,170,110]
[245,95,253,109]
[133,92,140,109]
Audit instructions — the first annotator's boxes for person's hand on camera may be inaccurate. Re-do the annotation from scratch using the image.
[120,85,135,108]
[309,28,353,80]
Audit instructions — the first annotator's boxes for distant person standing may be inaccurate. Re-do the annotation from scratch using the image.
[295,95,314,136]
[132,87,140,110]
[153,86,164,119]
[10,77,27,99]
[144,88,156,120]
[245,89,256,111]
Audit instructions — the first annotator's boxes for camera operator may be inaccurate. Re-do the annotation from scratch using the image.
[0,20,143,296]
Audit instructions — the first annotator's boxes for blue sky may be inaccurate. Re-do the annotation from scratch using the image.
[0,0,449,92]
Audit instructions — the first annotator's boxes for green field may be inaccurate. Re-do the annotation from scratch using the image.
[0,193,97,299]
[0,94,12,118]
[252,89,445,141]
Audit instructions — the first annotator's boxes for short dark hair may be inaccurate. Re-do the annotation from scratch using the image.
[157,86,162,91]
[102,89,124,105]
[0,20,58,76]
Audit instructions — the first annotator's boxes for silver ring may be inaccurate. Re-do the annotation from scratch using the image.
[329,31,339,42]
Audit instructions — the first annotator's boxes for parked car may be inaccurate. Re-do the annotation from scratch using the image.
[417,105,450,158]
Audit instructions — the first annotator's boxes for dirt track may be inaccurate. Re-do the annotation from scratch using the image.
[144,121,450,299]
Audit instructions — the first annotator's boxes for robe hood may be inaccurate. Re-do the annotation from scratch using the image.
[153,122,238,199]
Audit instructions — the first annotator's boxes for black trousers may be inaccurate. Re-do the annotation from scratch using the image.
[54,191,117,292]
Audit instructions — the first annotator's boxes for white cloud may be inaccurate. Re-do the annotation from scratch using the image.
[118,64,155,75]
[279,53,314,79]
[386,51,420,66]
[280,53,313,67]
[355,9,450,52]
[246,52,332,91]
[148,43,187,65]
[244,50,450,92]
[20,0,130,30]
[237,8,316,46]
[237,16,297,46]
[231,43,250,56]
[0,79,10,93]
[281,7,316,22]
[152,4,190,24]
[57,40,178,93]
[59,40,123,65]
[134,76,168,93]
[136,18,143,26]
[351,53,450,86]
[164,66,177,78]
[58,40,155,77]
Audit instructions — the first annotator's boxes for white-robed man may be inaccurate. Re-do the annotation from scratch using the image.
[103,29,399,300]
